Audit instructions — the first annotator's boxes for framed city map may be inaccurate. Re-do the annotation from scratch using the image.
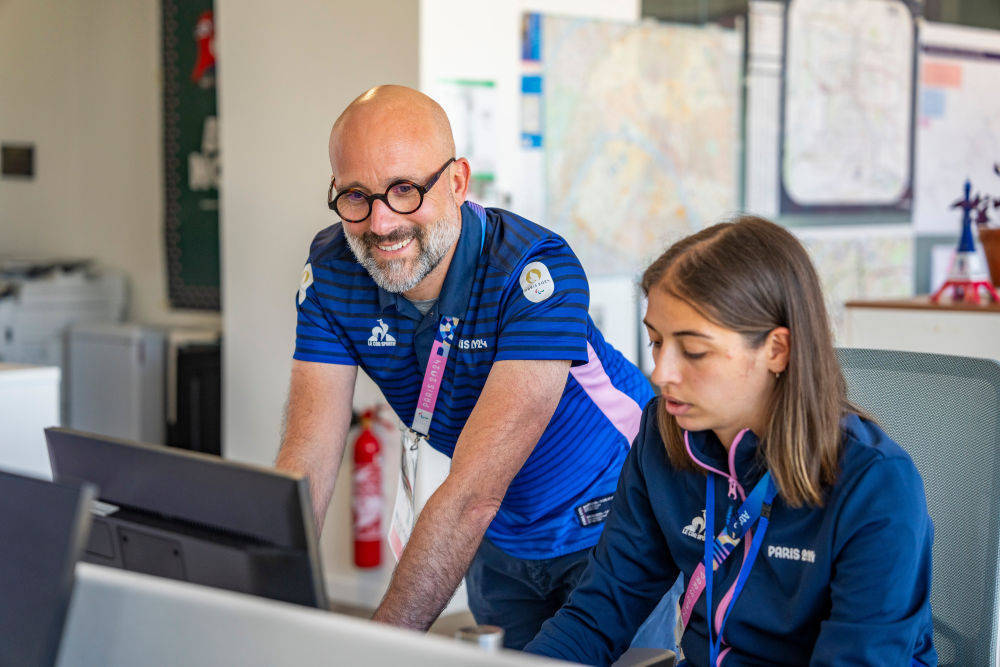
[779,0,918,214]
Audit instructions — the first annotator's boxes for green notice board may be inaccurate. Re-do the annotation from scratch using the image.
[162,0,220,310]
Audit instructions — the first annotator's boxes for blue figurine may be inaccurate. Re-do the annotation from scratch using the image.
[932,179,1000,304]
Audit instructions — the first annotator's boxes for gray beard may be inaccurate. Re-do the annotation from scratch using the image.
[345,213,461,293]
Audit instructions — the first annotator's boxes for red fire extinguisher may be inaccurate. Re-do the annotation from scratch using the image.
[352,408,383,568]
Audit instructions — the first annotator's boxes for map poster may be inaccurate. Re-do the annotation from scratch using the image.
[780,0,917,215]
[794,225,914,337]
[162,0,221,310]
[541,16,742,278]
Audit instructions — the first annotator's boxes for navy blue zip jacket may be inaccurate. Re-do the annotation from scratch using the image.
[525,399,937,666]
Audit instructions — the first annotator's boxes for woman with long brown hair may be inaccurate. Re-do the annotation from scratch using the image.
[525,216,936,666]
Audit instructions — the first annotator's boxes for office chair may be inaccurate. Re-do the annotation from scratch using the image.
[838,348,1000,667]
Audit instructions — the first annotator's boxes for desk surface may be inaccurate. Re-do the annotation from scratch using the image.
[845,296,1000,313]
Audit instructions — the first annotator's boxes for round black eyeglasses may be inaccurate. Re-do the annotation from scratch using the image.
[327,157,456,223]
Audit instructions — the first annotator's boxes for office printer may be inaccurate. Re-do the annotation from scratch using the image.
[0,257,127,368]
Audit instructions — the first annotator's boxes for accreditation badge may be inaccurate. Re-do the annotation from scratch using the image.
[387,426,423,561]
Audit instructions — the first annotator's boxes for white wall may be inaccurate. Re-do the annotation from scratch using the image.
[0,0,221,330]
[215,0,420,606]
[216,0,420,463]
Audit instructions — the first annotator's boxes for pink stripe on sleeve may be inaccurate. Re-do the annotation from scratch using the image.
[569,343,643,443]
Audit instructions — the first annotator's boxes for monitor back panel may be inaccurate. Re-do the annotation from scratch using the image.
[46,427,311,548]
[45,427,327,609]
[0,470,94,667]
[83,511,322,607]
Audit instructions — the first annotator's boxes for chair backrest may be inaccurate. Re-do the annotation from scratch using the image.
[838,348,1000,667]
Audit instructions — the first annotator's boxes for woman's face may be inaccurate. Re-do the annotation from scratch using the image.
[643,288,784,449]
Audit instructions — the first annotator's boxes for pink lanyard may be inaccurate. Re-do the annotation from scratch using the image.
[410,315,460,436]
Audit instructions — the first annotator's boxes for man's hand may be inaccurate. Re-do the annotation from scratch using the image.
[371,358,571,631]
[275,359,358,533]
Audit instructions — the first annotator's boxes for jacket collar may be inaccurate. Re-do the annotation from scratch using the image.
[684,413,867,499]
[684,428,766,500]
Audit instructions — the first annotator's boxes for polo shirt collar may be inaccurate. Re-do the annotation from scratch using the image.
[376,202,483,320]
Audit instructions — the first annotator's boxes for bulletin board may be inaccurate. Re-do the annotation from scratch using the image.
[162,0,221,310]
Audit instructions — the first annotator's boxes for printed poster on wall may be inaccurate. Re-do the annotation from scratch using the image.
[428,79,500,205]
[913,22,1000,234]
[162,0,221,310]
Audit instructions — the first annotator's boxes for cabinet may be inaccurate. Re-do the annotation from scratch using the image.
[843,298,1000,361]
[0,363,60,479]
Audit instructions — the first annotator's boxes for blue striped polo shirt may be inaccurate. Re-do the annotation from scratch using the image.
[294,202,653,559]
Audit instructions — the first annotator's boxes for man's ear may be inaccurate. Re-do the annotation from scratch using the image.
[450,157,471,205]
[765,326,790,375]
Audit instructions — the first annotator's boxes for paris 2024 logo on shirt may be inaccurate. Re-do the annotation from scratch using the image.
[519,261,555,303]
[298,263,314,305]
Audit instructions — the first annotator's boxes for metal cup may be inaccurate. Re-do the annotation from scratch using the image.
[455,624,505,652]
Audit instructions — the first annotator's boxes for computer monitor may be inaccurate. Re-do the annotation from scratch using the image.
[0,469,94,667]
[45,427,328,609]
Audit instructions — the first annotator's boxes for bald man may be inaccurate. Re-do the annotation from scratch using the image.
[277,85,680,650]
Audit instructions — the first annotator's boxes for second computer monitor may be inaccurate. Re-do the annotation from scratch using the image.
[45,427,328,609]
